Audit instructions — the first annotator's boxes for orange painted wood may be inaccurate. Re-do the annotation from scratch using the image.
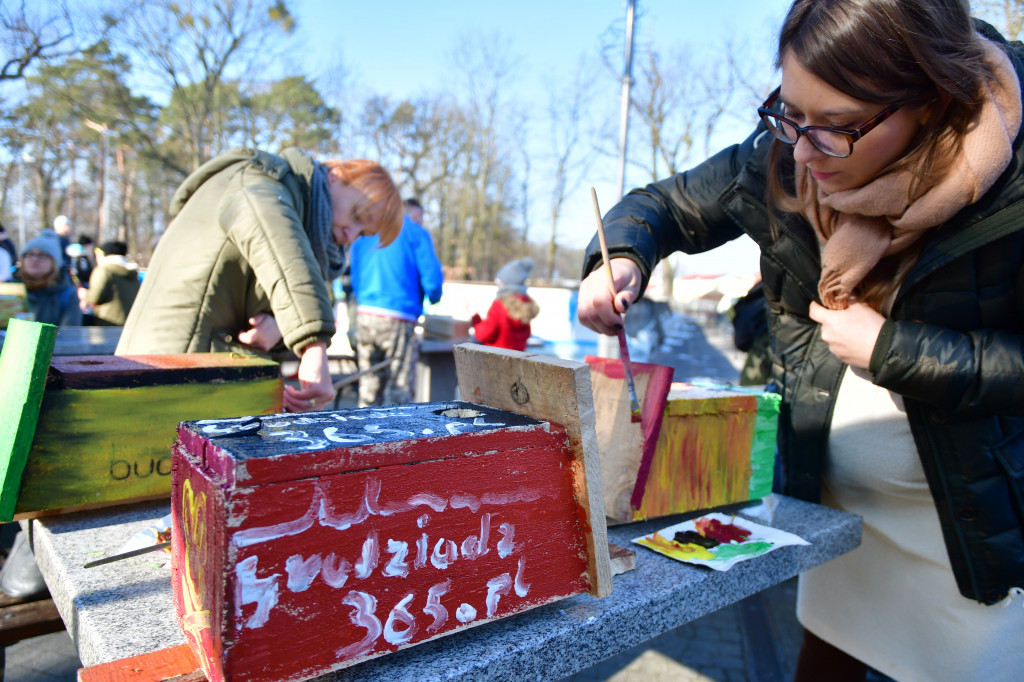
[173,401,604,682]
[49,353,279,389]
[591,369,778,522]
[77,644,202,681]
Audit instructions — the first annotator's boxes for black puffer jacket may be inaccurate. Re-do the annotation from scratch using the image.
[584,37,1024,606]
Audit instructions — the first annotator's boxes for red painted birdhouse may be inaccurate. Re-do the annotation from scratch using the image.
[171,401,609,681]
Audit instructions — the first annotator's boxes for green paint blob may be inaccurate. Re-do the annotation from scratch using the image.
[714,541,773,560]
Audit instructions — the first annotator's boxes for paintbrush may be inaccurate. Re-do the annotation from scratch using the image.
[591,187,642,423]
[83,541,172,568]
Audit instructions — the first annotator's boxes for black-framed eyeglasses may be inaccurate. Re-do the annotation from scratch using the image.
[757,86,901,158]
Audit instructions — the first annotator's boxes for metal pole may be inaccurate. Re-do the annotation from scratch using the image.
[615,0,637,200]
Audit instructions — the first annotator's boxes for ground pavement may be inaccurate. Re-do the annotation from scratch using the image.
[2,312,809,682]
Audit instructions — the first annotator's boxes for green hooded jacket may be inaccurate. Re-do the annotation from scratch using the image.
[116,148,335,358]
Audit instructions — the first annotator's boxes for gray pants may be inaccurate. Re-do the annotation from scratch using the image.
[356,313,418,407]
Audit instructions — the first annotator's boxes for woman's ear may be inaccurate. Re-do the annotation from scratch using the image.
[920,90,953,127]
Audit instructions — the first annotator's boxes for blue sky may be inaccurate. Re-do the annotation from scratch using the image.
[290,1,795,275]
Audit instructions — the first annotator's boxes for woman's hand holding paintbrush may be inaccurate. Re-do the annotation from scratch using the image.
[590,188,643,423]
[577,258,642,334]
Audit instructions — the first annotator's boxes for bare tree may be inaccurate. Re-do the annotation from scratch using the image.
[0,1,76,81]
[626,47,740,181]
[443,32,522,280]
[114,0,296,172]
[974,1,1024,39]
[542,56,597,280]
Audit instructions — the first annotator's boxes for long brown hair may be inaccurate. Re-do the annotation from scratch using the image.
[766,0,992,308]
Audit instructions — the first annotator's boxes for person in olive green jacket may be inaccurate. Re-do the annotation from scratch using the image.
[116,148,403,412]
[80,240,141,326]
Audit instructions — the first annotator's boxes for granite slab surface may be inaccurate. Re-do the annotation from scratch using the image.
[29,495,860,681]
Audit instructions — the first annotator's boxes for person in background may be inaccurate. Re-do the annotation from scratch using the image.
[67,234,95,287]
[0,238,11,282]
[116,148,403,412]
[79,240,141,326]
[0,223,16,267]
[470,257,539,351]
[51,215,73,273]
[577,1,1024,680]
[10,229,82,326]
[730,279,771,386]
[349,197,443,407]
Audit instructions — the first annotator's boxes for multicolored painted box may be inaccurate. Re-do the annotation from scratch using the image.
[631,383,780,520]
[172,401,610,682]
[591,371,780,522]
[1,352,281,521]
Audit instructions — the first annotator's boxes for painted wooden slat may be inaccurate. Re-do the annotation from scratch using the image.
[49,353,279,389]
[76,643,202,681]
[608,542,637,576]
[0,319,57,521]
[190,402,548,487]
[0,597,64,646]
[453,343,613,599]
[586,357,674,521]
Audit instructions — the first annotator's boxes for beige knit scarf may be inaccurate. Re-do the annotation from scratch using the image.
[797,39,1022,310]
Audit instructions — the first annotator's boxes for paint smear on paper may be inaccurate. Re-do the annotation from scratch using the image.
[634,532,715,561]
[632,512,809,571]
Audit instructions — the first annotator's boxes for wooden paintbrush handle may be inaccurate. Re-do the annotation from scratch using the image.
[590,188,620,304]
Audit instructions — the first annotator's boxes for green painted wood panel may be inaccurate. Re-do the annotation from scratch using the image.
[0,320,57,520]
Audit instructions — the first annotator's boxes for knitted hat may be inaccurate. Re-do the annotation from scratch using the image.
[21,229,63,266]
[97,240,128,256]
[495,257,533,296]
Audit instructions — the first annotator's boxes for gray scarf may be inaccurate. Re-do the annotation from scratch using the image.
[307,163,345,281]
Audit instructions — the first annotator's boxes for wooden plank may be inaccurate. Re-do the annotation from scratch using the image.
[0,319,57,521]
[586,357,673,521]
[454,343,613,598]
[0,597,65,646]
[77,643,203,682]
[608,541,637,576]
[49,353,279,390]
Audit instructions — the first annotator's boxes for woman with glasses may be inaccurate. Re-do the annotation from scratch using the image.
[578,0,1024,680]
[7,229,82,326]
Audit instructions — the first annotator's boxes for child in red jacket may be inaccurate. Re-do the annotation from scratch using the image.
[471,257,539,351]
